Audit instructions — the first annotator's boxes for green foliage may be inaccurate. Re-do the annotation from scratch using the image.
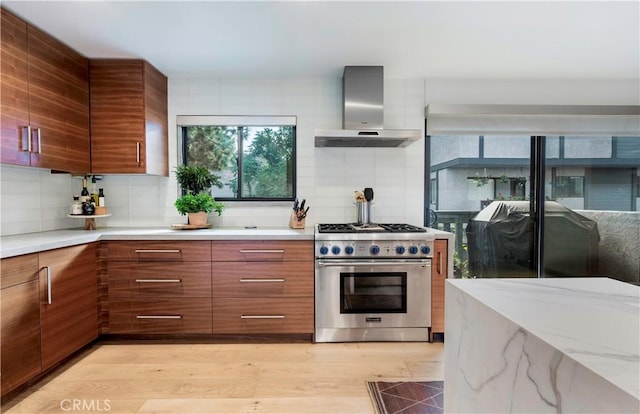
[174,193,224,216]
[454,243,470,278]
[185,126,236,172]
[238,126,293,198]
[174,165,223,195]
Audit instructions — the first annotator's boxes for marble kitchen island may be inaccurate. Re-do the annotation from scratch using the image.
[444,278,639,413]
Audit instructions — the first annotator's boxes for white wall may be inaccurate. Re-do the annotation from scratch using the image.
[1,77,637,236]
[0,77,426,235]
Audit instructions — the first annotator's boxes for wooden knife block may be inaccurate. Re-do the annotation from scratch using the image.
[289,211,305,229]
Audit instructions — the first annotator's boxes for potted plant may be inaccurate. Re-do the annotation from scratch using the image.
[174,192,224,226]
[174,165,223,195]
[174,165,224,226]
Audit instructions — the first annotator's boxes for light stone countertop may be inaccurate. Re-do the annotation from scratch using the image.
[0,226,315,258]
[446,277,640,404]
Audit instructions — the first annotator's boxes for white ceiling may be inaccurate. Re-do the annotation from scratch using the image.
[4,0,639,80]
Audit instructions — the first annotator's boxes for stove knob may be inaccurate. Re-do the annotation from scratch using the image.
[395,246,406,254]
[370,245,380,255]
[331,246,341,255]
[408,246,419,254]
[344,246,354,255]
[421,246,431,254]
[319,246,329,255]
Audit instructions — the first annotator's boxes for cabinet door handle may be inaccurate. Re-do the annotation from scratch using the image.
[239,249,285,254]
[45,265,52,304]
[437,251,443,275]
[240,278,285,283]
[136,315,182,319]
[240,315,285,319]
[135,279,182,283]
[134,249,181,253]
[136,142,141,165]
[35,128,42,153]
[21,126,31,152]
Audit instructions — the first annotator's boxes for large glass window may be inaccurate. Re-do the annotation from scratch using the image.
[178,116,296,201]
[544,136,640,284]
[429,132,640,284]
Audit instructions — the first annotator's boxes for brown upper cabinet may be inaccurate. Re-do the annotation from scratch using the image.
[0,8,90,172]
[89,59,168,176]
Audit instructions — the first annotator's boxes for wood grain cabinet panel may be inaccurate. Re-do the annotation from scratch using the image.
[26,24,90,172]
[211,240,314,261]
[211,240,314,335]
[212,297,314,334]
[105,241,213,335]
[430,239,448,342]
[89,59,168,176]
[106,241,211,262]
[211,261,313,298]
[108,262,212,298]
[0,254,41,397]
[39,244,98,370]
[0,8,90,172]
[0,8,30,167]
[109,298,212,334]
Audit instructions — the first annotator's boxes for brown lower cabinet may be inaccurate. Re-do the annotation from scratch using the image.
[1,254,41,396]
[1,244,98,398]
[430,239,448,342]
[211,240,315,335]
[39,244,98,370]
[105,241,213,334]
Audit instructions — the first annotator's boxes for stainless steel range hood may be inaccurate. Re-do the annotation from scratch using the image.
[314,66,421,148]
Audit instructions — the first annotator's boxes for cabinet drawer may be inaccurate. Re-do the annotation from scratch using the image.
[108,262,212,298]
[212,297,313,334]
[211,240,313,262]
[211,262,312,297]
[109,298,212,334]
[106,241,211,262]
[1,253,39,289]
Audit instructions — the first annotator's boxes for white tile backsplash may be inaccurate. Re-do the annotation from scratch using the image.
[1,77,426,236]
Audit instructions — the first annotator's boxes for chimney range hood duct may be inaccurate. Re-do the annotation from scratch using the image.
[314,66,421,148]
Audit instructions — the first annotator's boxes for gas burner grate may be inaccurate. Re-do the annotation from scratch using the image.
[317,223,427,233]
[377,223,427,233]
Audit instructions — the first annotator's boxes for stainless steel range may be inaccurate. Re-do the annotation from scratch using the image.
[314,223,435,342]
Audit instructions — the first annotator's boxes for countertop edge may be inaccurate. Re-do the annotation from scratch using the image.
[0,227,316,258]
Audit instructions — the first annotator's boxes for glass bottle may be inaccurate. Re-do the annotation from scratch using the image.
[80,177,89,203]
[71,195,83,215]
[90,176,98,204]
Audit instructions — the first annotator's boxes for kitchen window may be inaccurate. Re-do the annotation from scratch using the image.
[177,116,296,201]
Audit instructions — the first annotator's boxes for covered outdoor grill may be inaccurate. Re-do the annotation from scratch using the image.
[466,201,600,278]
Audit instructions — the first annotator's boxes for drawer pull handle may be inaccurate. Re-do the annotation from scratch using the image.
[241,315,285,320]
[136,315,182,319]
[134,249,181,253]
[22,126,31,152]
[45,266,52,305]
[35,128,42,153]
[239,249,285,254]
[135,279,182,283]
[240,278,285,283]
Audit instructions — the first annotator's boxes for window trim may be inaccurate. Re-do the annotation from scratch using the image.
[177,115,297,202]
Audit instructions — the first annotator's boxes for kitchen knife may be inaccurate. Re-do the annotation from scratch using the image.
[299,199,306,211]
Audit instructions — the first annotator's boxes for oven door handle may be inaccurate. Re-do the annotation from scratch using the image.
[317,260,430,267]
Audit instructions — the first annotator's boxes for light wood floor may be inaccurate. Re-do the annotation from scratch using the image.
[3,340,444,414]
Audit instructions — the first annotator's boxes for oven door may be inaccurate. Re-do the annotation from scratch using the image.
[315,259,431,330]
